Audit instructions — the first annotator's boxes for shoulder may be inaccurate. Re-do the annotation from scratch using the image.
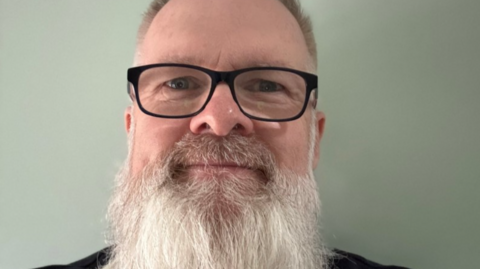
[33,248,110,269]
[33,247,409,269]
[331,249,411,269]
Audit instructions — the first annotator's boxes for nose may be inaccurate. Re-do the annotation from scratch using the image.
[190,83,254,136]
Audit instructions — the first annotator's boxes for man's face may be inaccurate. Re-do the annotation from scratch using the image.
[126,0,325,176]
[108,1,328,267]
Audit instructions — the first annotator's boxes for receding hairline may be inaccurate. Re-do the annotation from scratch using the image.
[134,0,317,70]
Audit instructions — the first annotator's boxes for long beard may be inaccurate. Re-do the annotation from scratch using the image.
[105,131,330,269]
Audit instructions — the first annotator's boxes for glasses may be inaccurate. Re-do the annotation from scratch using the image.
[127,64,318,122]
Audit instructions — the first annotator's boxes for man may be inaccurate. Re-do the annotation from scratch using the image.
[38,0,408,268]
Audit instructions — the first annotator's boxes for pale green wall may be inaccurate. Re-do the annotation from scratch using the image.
[1,0,479,268]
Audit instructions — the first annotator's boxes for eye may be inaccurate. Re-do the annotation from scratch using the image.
[166,78,192,90]
[258,80,281,92]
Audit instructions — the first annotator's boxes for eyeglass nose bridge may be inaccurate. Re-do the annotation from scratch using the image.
[205,71,241,107]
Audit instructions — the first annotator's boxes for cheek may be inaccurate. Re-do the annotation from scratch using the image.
[255,120,311,174]
[130,112,190,175]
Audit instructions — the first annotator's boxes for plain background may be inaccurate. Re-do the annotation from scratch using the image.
[1,0,479,268]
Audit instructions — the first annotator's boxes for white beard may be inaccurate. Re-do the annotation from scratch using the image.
[105,123,331,269]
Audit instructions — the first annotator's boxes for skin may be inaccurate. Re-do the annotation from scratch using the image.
[125,0,326,177]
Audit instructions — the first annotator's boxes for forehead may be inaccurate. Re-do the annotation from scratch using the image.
[138,0,311,71]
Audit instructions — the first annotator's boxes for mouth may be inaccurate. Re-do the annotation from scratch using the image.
[186,163,254,173]
[188,162,252,169]
[181,162,268,183]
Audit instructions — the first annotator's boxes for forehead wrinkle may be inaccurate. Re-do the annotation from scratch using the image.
[145,52,300,72]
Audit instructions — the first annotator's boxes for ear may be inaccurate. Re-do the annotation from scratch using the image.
[312,111,326,169]
[124,106,133,133]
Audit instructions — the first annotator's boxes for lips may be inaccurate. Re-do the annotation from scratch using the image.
[186,163,255,174]
[187,163,252,169]
[181,162,268,183]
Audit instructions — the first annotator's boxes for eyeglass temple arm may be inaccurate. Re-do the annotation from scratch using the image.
[127,81,135,101]
[311,88,318,108]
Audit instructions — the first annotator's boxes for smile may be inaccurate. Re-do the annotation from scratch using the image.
[184,163,259,179]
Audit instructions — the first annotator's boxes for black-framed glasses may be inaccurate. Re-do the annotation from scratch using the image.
[127,63,318,122]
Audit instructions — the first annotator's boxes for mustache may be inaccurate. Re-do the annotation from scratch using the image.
[151,132,278,184]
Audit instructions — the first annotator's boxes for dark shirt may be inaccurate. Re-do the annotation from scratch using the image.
[34,247,410,269]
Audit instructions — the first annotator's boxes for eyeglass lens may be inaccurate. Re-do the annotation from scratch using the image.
[137,66,308,120]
